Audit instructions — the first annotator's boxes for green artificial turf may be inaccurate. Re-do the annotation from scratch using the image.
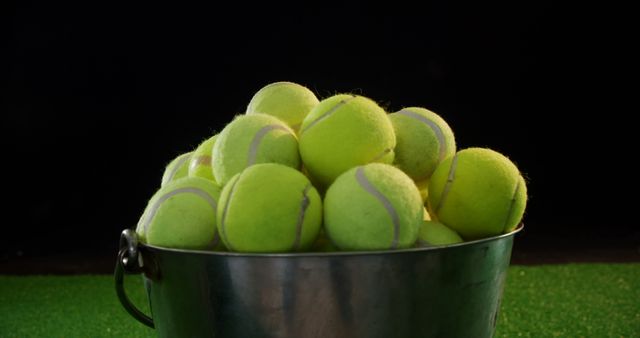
[495,264,640,337]
[0,274,154,338]
[1,264,638,337]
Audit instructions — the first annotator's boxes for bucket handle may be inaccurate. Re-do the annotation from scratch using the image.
[114,229,155,329]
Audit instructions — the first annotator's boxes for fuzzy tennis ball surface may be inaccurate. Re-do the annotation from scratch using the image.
[324,163,423,251]
[299,94,396,189]
[136,177,224,250]
[188,134,218,182]
[213,114,300,185]
[416,180,429,203]
[423,207,432,221]
[428,147,527,239]
[161,152,192,187]
[217,163,322,253]
[389,107,456,182]
[246,81,319,132]
[417,221,463,247]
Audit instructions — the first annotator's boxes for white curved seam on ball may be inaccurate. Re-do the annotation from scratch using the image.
[166,153,192,183]
[247,125,291,166]
[300,95,356,134]
[189,155,212,172]
[502,180,521,233]
[398,109,447,161]
[355,167,401,249]
[435,154,459,214]
[142,187,218,246]
[292,184,312,251]
[219,175,242,252]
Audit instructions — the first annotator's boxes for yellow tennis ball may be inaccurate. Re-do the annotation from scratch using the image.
[389,107,456,181]
[428,148,528,240]
[416,179,429,203]
[423,207,432,221]
[246,81,319,132]
[324,163,423,251]
[161,152,192,187]
[217,163,322,253]
[136,177,224,250]
[299,94,396,189]
[188,134,218,183]
[417,221,463,246]
[212,114,300,185]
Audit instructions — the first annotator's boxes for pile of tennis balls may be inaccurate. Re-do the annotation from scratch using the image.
[135,81,527,253]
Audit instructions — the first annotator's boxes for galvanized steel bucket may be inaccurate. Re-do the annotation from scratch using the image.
[116,224,523,338]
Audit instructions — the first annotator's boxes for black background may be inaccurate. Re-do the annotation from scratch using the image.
[3,2,636,265]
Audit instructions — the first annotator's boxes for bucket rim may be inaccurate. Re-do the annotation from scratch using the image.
[139,223,523,258]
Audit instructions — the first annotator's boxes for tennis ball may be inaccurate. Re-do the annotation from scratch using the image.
[246,81,319,132]
[188,134,218,183]
[217,163,322,253]
[324,163,423,251]
[299,94,396,188]
[417,221,463,247]
[389,107,456,181]
[160,152,192,187]
[136,177,224,250]
[213,114,300,185]
[428,148,527,240]
[423,207,431,221]
[416,179,429,203]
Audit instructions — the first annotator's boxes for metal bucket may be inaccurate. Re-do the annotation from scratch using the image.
[116,224,523,338]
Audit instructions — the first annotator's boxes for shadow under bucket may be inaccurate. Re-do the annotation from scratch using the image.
[116,224,523,338]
